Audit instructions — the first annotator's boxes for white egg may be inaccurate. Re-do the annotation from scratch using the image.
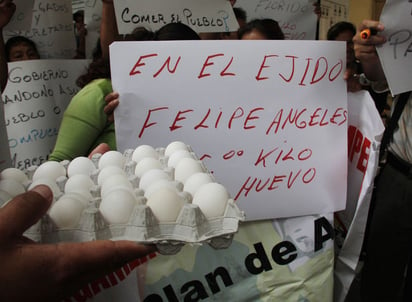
[146,187,186,222]
[144,179,180,199]
[174,157,204,183]
[132,145,158,164]
[32,161,66,181]
[97,166,126,186]
[64,174,94,201]
[49,193,86,228]
[183,172,214,197]
[192,183,229,218]
[134,157,162,178]
[100,174,133,197]
[28,178,61,199]
[167,149,194,168]
[99,188,137,224]
[98,150,125,169]
[0,178,26,197]
[0,168,29,185]
[67,156,96,177]
[164,141,189,157]
[139,169,171,191]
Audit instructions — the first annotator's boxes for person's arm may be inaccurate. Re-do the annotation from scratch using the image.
[0,185,156,301]
[353,20,387,82]
[100,0,120,60]
[49,79,114,161]
[0,0,16,93]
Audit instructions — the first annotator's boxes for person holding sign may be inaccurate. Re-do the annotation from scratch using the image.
[353,19,412,302]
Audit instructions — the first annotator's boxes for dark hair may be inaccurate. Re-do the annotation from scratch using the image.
[233,7,247,23]
[5,36,39,61]
[327,21,356,41]
[238,18,284,40]
[154,23,200,40]
[73,10,84,22]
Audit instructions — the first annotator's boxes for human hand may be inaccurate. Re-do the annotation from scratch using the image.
[353,20,386,82]
[0,0,16,29]
[88,142,111,158]
[344,67,363,92]
[0,185,156,302]
[104,91,119,123]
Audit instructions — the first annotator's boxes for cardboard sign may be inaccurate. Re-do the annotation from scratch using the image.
[378,0,412,95]
[235,0,318,40]
[110,40,348,221]
[2,59,89,170]
[113,0,239,34]
[4,0,77,59]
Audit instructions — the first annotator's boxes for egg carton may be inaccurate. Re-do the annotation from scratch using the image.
[0,142,245,255]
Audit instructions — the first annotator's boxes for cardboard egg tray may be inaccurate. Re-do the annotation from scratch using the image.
[10,143,245,255]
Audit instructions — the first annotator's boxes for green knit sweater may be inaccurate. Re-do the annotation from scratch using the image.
[49,79,116,161]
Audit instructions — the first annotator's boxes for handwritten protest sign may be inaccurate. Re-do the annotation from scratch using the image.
[3,0,34,31]
[2,59,89,170]
[235,0,318,40]
[113,0,239,34]
[4,0,76,59]
[377,0,412,95]
[110,40,347,220]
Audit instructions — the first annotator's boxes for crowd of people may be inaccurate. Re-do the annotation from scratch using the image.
[0,0,411,301]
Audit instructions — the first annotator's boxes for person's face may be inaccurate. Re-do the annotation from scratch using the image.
[241,29,267,40]
[335,30,355,64]
[8,42,40,62]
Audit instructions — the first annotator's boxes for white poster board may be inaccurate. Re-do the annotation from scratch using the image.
[113,0,239,34]
[235,0,318,40]
[2,59,89,170]
[378,0,412,95]
[4,0,77,59]
[110,40,347,221]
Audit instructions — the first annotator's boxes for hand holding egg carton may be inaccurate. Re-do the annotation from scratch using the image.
[0,141,245,255]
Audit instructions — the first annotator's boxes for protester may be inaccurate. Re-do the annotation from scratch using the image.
[352,19,412,302]
[73,10,87,59]
[238,18,284,40]
[5,35,40,62]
